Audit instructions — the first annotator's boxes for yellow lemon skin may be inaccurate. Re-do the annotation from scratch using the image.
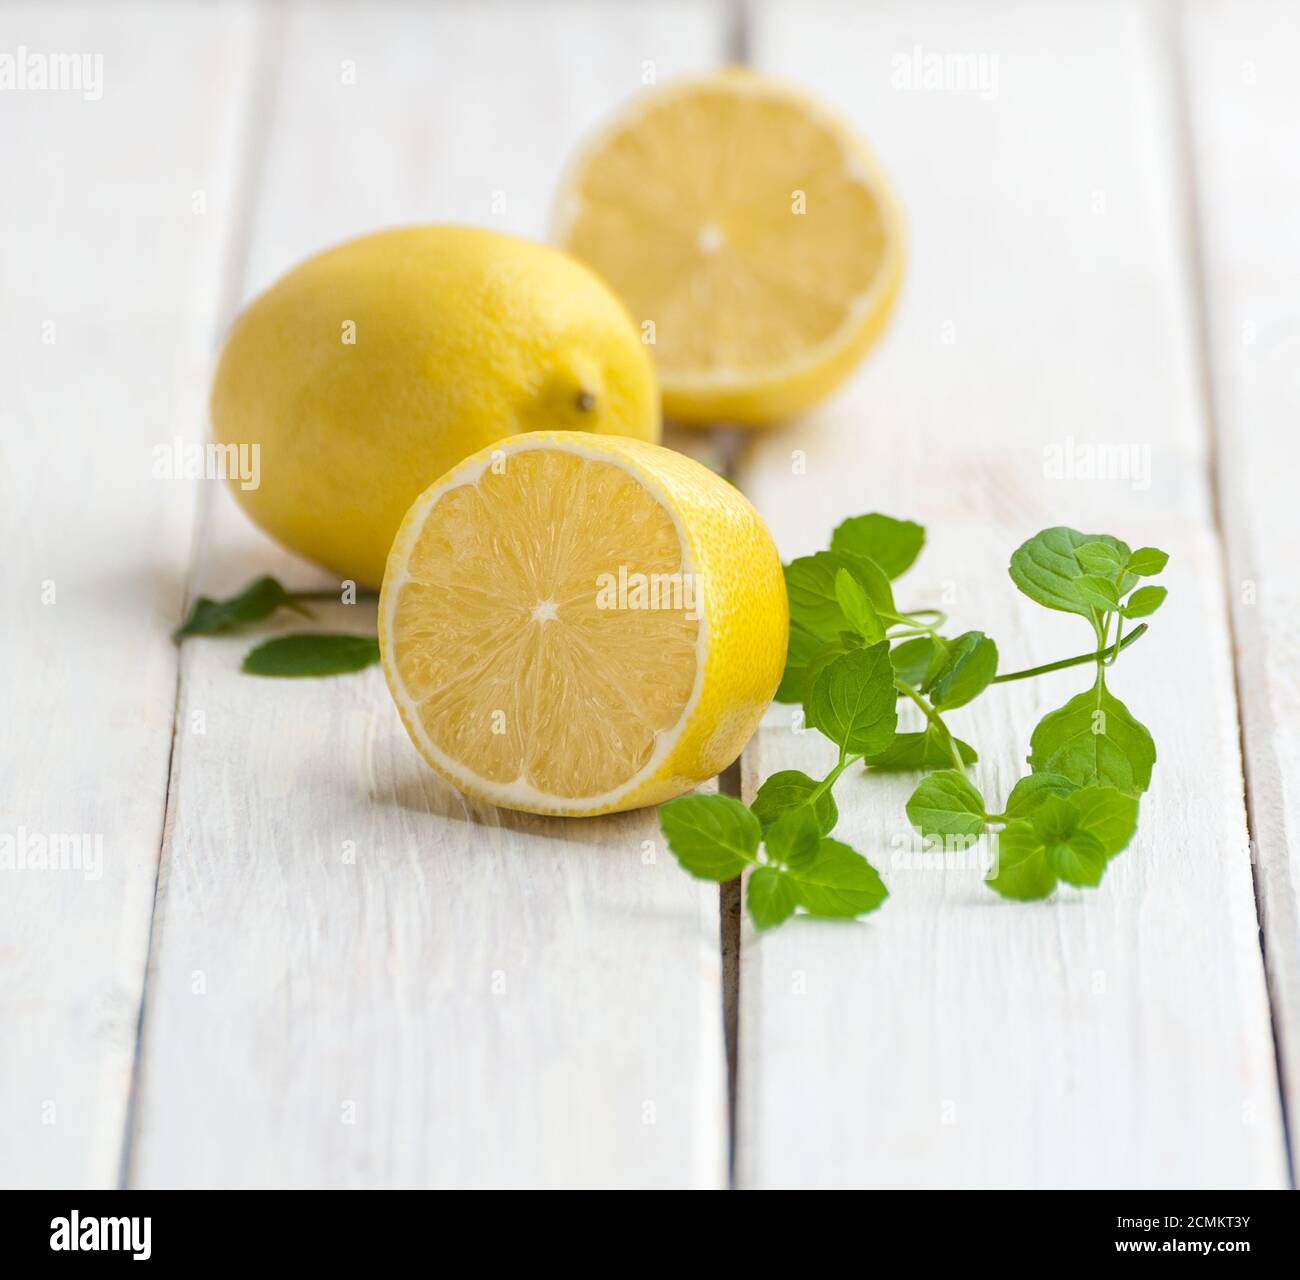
[211,226,660,587]
[379,431,788,817]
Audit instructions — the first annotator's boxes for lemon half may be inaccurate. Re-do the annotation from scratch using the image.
[379,432,787,816]
[554,69,905,425]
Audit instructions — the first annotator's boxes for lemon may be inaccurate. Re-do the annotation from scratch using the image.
[211,226,660,587]
[379,431,787,816]
[554,69,905,426]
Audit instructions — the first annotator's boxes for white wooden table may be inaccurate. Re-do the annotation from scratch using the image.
[3,0,1298,1190]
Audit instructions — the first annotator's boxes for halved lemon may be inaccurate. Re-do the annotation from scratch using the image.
[553,69,905,425]
[379,431,787,816]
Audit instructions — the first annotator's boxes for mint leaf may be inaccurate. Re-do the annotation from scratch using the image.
[242,633,379,677]
[889,636,942,690]
[785,552,893,644]
[747,868,798,930]
[1028,673,1156,795]
[775,625,831,704]
[787,838,888,918]
[1009,527,1132,618]
[830,513,925,579]
[659,794,759,881]
[987,823,1058,900]
[1073,575,1120,612]
[764,805,821,870]
[863,728,978,771]
[751,770,838,836]
[1121,586,1167,619]
[1075,540,1125,577]
[1002,772,1076,820]
[1070,785,1139,857]
[806,642,898,756]
[176,575,310,639]
[928,631,998,709]
[1126,547,1169,576]
[906,770,987,841]
[834,568,885,643]
[1027,795,1111,886]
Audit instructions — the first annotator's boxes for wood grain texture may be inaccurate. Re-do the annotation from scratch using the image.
[733,0,1289,1188]
[0,0,259,1188]
[1184,0,1300,1173]
[127,0,731,1189]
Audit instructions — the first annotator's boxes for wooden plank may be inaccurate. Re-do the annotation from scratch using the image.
[734,0,1289,1188]
[0,1,259,1186]
[128,0,731,1189]
[1184,0,1300,1173]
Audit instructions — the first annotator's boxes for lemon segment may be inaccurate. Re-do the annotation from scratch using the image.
[380,432,787,816]
[211,226,660,588]
[554,69,905,425]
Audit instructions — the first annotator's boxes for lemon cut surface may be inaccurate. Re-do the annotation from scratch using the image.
[555,70,905,425]
[379,432,787,816]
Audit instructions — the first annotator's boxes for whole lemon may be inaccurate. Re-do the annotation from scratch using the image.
[211,226,660,586]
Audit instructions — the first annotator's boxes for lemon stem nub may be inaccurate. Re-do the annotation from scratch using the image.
[576,390,596,412]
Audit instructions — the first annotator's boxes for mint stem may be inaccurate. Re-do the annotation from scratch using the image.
[895,679,966,771]
[992,623,1146,684]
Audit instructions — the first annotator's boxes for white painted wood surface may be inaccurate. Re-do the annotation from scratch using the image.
[125,0,731,1189]
[1184,0,1300,1173]
[3,0,1297,1190]
[0,0,259,1188]
[734,0,1289,1188]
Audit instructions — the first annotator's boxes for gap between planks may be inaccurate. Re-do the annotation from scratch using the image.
[115,0,287,1190]
[1166,0,1295,1185]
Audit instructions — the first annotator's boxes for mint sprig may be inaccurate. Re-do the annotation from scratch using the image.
[660,516,1169,927]
[175,575,380,677]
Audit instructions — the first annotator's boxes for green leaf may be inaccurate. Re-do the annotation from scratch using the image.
[987,823,1058,900]
[787,838,888,918]
[764,806,821,870]
[1073,575,1120,612]
[750,770,838,836]
[928,631,999,709]
[1126,547,1169,577]
[830,513,925,579]
[1028,673,1156,795]
[242,633,379,677]
[806,642,898,756]
[1074,540,1125,576]
[835,569,885,643]
[1027,795,1108,886]
[1044,827,1108,886]
[1121,586,1167,619]
[659,794,759,882]
[1002,772,1076,820]
[862,728,978,771]
[1008,527,1132,618]
[906,770,987,842]
[175,575,309,639]
[889,636,941,690]
[747,868,798,930]
[774,624,831,704]
[1070,785,1140,857]
[784,552,893,644]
